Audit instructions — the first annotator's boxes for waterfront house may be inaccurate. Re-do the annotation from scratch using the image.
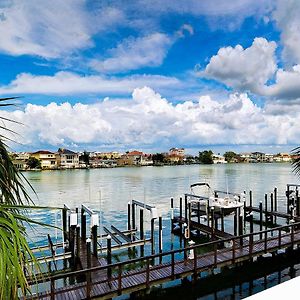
[212,154,227,164]
[11,152,30,170]
[57,148,79,168]
[273,153,292,162]
[169,147,185,157]
[31,150,57,169]
[251,152,266,162]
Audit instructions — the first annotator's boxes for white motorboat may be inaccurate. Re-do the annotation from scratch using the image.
[188,182,244,216]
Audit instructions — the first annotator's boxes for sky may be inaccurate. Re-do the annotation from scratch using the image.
[0,0,300,154]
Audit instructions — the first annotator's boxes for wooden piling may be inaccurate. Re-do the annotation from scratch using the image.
[81,213,86,240]
[264,193,268,228]
[234,208,237,236]
[86,238,91,299]
[296,189,300,217]
[249,212,254,233]
[62,208,67,241]
[170,197,174,230]
[270,193,274,223]
[274,187,277,211]
[211,207,215,239]
[184,195,188,221]
[239,214,243,245]
[132,203,136,230]
[76,225,80,263]
[107,235,112,281]
[221,208,224,232]
[127,202,131,231]
[140,209,144,256]
[159,216,163,254]
[151,218,155,255]
[91,223,98,258]
[259,201,263,239]
[249,190,253,208]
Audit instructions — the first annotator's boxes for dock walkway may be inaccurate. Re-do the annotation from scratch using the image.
[30,222,300,300]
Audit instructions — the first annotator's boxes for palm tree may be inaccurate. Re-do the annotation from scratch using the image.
[291,146,300,177]
[0,97,39,299]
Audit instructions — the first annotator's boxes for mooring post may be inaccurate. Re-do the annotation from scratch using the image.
[234,208,237,236]
[270,193,274,224]
[91,213,98,258]
[132,202,136,230]
[184,194,188,221]
[170,197,174,231]
[264,193,268,228]
[287,185,290,214]
[62,208,67,242]
[107,235,112,283]
[76,225,80,263]
[183,223,188,261]
[211,207,215,239]
[259,201,263,239]
[188,201,191,239]
[221,208,224,232]
[249,190,253,208]
[151,218,155,255]
[69,211,77,265]
[179,197,183,243]
[127,201,131,231]
[274,187,277,211]
[86,238,91,299]
[140,208,144,256]
[159,215,163,255]
[239,211,243,245]
[249,212,254,233]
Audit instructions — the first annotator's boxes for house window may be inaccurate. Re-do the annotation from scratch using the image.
[66,155,73,160]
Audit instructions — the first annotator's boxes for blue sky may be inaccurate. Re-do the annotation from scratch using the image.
[1,0,300,154]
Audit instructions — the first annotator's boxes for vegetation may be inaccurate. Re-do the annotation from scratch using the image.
[26,156,41,169]
[291,147,300,177]
[224,151,240,163]
[0,97,39,299]
[199,150,213,164]
[152,153,166,164]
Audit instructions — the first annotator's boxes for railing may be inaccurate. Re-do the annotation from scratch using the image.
[43,221,300,299]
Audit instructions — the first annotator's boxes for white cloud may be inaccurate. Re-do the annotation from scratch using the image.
[201,38,277,94]
[90,33,173,73]
[273,0,300,65]
[0,71,181,95]
[0,0,123,58]
[2,87,300,150]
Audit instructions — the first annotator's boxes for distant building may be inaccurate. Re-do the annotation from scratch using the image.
[57,148,79,168]
[251,152,266,162]
[31,150,57,169]
[169,148,185,157]
[11,152,30,170]
[212,154,227,164]
[274,153,292,162]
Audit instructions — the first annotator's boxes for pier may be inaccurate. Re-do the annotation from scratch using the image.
[23,183,300,299]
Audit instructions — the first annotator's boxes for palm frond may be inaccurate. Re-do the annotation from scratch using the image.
[291,146,300,177]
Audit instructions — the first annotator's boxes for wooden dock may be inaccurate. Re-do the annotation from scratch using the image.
[27,221,300,300]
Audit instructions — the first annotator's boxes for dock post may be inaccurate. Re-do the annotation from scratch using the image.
[91,214,98,258]
[140,208,144,256]
[249,190,253,208]
[86,238,91,299]
[221,208,224,232]
[287,185,290,214]
[238,210,243,245]
[132,202,136,230]
[76,225,80,264]
[249,212,254,233]
[234,208,237,236]
[270,193,274,224]
[62,208,67,242]
[81,209,86,240]
[211,207,215,239]
[184,195,188,221]
[151,218,155,255]
[179,197,183,244]
[107,235,112,284]
[259,201,263,239]
[170,197,174,231]
[274,187,277,211]
[69,211,77,266]
[188,201,191,239]
[159,216,163,255]
[183,223,188,261]
[127,201,131,231]
[264,193,268,228]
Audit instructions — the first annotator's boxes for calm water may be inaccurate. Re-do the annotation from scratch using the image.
[23,163,300,299]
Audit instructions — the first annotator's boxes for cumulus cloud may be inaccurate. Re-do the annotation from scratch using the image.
[90,24,193,73]
[2,87,300,150]
[0,71,181,95]
[90,33,173,73]
[201,38,277,94]
[273,0,300,65]
[0,0,123,58]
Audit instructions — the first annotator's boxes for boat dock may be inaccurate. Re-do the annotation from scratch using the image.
[23,183,300,299]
